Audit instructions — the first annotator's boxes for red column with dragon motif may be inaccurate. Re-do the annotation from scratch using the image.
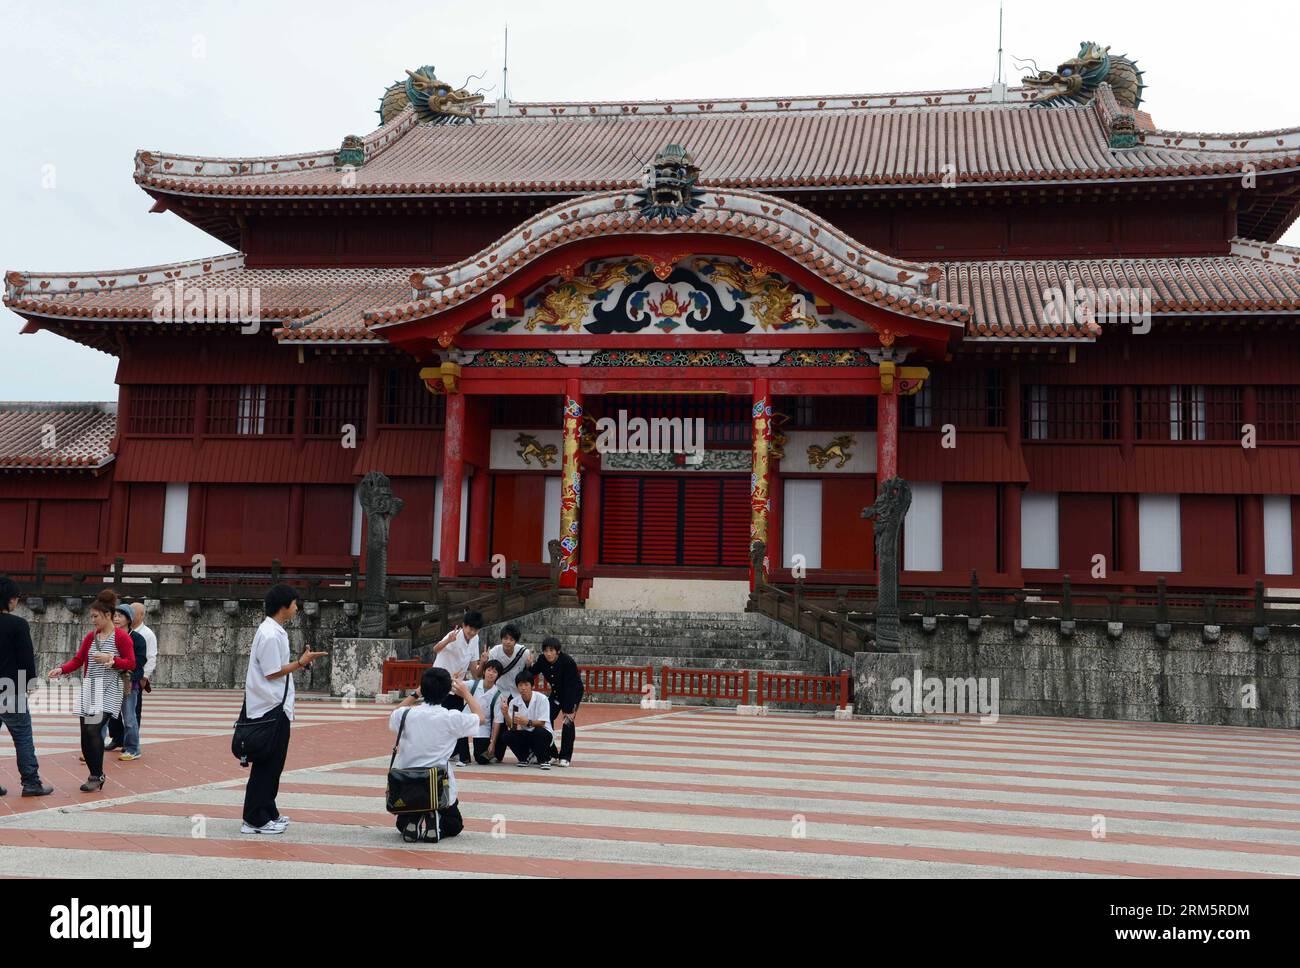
[750,379,772,588]
[558,379,583,590]
[439,390,465,577]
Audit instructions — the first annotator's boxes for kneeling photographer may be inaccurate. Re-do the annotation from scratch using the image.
[387,668,485,843]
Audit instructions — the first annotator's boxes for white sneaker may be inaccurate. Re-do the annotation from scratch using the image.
[276,815,290,825]
[516,759,531,768]
[241,820,286,835]
[538,761,552,771]
[557,759,570,768]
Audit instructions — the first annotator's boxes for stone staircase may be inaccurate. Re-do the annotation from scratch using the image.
[486,608,831,705]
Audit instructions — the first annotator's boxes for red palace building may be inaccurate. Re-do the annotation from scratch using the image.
[4,44,1300,603]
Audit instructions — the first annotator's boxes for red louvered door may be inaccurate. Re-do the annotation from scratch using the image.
[599,475,749,567]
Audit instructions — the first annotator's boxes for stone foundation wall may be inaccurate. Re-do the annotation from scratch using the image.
[15,599,362,694]
[853,618,1300,728]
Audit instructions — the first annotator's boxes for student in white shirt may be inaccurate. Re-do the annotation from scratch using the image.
[501,671,555,770]
[483,623,534,707]
[430,610,484,766]
[467,660,505,764]
[389,667,485,843]
[240,586,326,835]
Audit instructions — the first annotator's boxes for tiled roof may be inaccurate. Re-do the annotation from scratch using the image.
[11,242,1300,346]
[0,403,117,470]
[368,188,964,330]
[4,260,411,335]
[132,89,1300,199]
[945,242,1300,338]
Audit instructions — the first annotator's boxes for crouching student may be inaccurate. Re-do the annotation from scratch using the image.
[470,660,505,764]
[533,636,583,768]
[389,668,484,843]
[501,671,554,770]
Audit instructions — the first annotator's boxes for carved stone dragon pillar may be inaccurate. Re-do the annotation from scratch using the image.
[862,477,912,653]
[358,471,404,638]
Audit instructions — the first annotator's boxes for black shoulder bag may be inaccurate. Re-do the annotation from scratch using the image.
[385,708,452,817]
[231,677,289,767]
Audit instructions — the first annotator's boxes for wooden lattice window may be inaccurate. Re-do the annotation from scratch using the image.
[128,385,195,436]
[1022,385,1119,441]
[1135,385,1240,441]
[306,385,367,437]
[206,385,295,436]
[380,369,445,426]
[1257,386,1300,441]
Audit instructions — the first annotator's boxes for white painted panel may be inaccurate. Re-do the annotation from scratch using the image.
[432,477,469,562]
[1021,492,1059,570]
[459,476,469,560]
[542,476,562,563]
[782,479,822,570]
[903,482,943,572]
[433,479,443,561]
[1264,496,1294,576]
[781,431,876,475]
[161,484,189,554]
[490,429,564,471]
[1139,494,1181,573]
[350,484,363,558]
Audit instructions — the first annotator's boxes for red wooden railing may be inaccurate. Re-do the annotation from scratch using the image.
[660,667,749,704]
[378,661,653,699]
[581,665,655,698]
[756,671,852,709]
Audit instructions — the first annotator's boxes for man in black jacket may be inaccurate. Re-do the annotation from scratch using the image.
[532,636,584,768]
[0,578,53,797]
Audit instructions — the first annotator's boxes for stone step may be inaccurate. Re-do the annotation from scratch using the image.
[516,625,775,642]
[517,610,765,627]
[547,640,803,659]
[567,654,815,673]
[525,631,795,644]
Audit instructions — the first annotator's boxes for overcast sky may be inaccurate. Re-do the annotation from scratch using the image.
[3,0,1299,400]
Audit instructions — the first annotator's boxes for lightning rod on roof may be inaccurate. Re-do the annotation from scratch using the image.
[991,1,1007,101]
[503,23,509,102]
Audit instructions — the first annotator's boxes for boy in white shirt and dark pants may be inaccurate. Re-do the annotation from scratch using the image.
[501,671,555,770]
[389,667,485,842]
[430,611,483,767]
[241,585,326,835]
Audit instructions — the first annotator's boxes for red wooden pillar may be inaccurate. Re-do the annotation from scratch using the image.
[768,460,784,573]
[107,482,129,560]
[468,469,490,567]
[1242,494,1265,578]
[439,392,466,577]
[1118,493,1140,576]
[877,389,899,481]
[1002,483,1022,581]
[365,366,381,441]
[557,380,583,589]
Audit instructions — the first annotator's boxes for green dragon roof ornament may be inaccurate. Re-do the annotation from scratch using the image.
[1022,42,1144,111]
[378,66,487,126]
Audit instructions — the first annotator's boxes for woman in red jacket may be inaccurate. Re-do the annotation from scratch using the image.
[47,589,135,791]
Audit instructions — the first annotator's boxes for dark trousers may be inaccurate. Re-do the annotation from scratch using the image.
[473,737,500,763]
[441,694,471,763]
[0,711,41,786]
[242,709,291,827]
[106,688,142,746]
[549,697,579,761]
[395,799,464,842]
[504,727,553,764]
[79,717,105,777]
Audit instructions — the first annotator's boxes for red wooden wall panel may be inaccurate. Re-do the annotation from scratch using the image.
[300,486,354,557]
[124,484,166,555]
[942,484,998,575]
[1059,494,1115,574]
[0,500,28,552]
[489,475,545,566]
[1181,495,1240,578]
[35,500,101,552]
[821,477,875,570]
[599,477,640,565]
[387,477,436,566]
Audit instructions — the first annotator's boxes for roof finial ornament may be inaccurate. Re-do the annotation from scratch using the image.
[634,145,705,220]
[1022,41,1144,110]
[378,65,487,125]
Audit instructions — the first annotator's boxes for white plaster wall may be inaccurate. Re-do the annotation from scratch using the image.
[782,479,822,569]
